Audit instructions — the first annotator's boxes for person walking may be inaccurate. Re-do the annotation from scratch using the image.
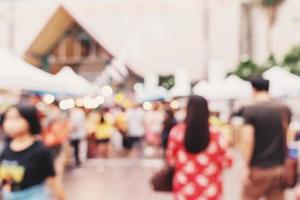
[115,107,128,146]
[95,110,114,158]
[161,109,177,153]
[124,104,145,157]
[145,103,164,146]
[240,77,292,200]
[0,104,65,200]
[69,107,86,167]
[167,95,231,200]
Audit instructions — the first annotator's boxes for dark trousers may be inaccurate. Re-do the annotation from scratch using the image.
[70,139,81,166]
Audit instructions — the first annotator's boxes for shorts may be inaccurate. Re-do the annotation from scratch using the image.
[96,139,110,144]
[123,137,143,150]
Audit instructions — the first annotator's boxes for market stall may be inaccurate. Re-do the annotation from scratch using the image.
[0,47,64,94]
[55,66,97,96]
[263,67,300,97]
[193,75,252,100]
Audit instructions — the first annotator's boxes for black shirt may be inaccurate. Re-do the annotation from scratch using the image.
[0,141,55,191]
[161,119,177,149]
[242,100,292,168]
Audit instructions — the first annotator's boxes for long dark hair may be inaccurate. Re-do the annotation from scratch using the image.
[3,104,41,135]
[163,109,176,127]
[184,95,210,154]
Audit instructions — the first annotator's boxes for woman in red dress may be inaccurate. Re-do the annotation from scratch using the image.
[167,96,232,200]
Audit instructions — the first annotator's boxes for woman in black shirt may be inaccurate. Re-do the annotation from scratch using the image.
[0,104,66,200]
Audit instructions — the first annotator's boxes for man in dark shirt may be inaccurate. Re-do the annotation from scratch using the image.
[241,77,291,200]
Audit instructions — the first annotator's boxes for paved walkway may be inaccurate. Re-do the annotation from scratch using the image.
[64,159,296,200]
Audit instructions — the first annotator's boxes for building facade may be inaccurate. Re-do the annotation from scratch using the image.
[0,0,300,81]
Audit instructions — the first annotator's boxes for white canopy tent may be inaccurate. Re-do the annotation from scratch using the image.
[224,75,252,99]
[193,80,219,100]
[0,47,64,94]
[55,67,97,96]
[170,69,191,97]
[263,67,300,97]
[193,75,252,100]
[134,83,169,103]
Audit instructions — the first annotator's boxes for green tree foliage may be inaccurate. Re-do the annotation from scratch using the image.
[283,45,300,76]
[259,54,276,73]
[231,55,277,80]
[232,44,300,79]
[159,75,175,90]
[231,59,259,80]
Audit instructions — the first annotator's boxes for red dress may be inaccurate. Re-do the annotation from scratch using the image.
[166,124,232,200]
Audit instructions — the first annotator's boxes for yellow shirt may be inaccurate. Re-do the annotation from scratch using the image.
[95,123,113,140]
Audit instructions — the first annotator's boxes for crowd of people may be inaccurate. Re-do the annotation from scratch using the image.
[162,77,296,200]
[0,76,298,200]
[0,93,183,199]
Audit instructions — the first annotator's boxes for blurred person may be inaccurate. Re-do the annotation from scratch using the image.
[86,111,99,135]
[95,110,114,158]
[0,112,10,154]
[0,104,65,200]
[296,130,300,141]
[167,95,232,200]
[175,107,187,123]
[210,112,234,147]
[124,104,145,157]
[69,107,86,167]
[42,101,69,185]
[145,102,164,146]
[161,109,177,152]
[115,107,128,138]
[42,101,69,159]
[86,111,100,158]
[240,77,292,200]
[115,107,128,155]
[19,93,41,106]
